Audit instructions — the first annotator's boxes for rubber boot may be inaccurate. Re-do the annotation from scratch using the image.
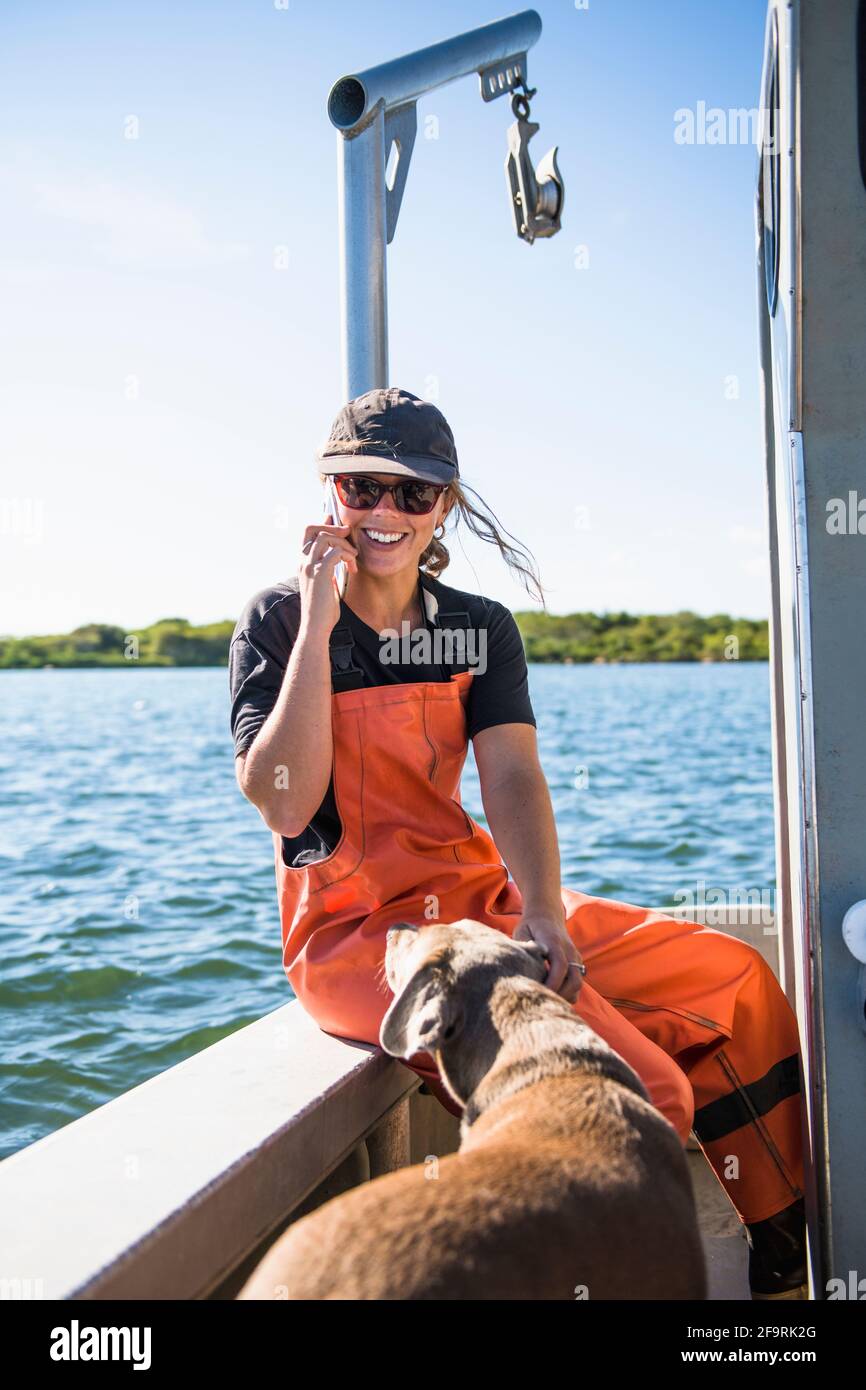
[747,1196,808,1299]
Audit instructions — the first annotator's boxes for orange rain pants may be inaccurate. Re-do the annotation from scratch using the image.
[275,652,805,1227]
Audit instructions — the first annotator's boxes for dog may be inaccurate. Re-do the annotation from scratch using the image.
[236,919,707,1299]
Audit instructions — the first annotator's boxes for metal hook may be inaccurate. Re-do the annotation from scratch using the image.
[504,101,564,244]
[510,78,537,122]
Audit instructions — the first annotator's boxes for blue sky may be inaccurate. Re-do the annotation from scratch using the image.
[0,0,772,634]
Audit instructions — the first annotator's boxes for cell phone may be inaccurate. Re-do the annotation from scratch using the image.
[324,477,347,597]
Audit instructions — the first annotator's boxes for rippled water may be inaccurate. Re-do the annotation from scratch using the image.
[0,663,775,1159]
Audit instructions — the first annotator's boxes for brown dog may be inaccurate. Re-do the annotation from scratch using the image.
[236,919,707,1300]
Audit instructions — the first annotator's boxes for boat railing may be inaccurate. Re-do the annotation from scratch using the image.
[0,905,778,1301]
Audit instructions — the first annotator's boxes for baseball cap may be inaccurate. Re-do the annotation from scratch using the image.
[314,387,459,486]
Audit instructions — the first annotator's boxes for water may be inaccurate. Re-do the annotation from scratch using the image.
[0,663,775,1160]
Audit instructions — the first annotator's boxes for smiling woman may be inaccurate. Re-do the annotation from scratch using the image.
[229,386,808,1297]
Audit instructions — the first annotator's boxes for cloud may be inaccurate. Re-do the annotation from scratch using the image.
[32,174,249,266]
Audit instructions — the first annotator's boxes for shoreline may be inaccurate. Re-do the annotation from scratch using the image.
[0,612,770,669]
[0,656,771,670]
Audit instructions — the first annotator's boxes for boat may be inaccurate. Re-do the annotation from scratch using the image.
[2,1,862,1303]
[757,0,866,1295]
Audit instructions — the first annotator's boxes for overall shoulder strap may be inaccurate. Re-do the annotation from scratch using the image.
[434,606,472,627]
[328,623,366,692]
[431,605,475,676]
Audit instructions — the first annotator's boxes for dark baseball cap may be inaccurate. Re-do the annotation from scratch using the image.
[314,386,459,486]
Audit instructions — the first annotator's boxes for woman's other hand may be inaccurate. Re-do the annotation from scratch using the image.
[297,515,359,635]
[513,913,585,1004]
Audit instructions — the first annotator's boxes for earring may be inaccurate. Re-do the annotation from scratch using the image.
[434,523,445,540]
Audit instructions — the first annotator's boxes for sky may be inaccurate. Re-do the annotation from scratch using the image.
[0,0,773,635]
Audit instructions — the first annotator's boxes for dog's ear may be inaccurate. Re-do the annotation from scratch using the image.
[380,963,464,1060]
[515,938,549,979]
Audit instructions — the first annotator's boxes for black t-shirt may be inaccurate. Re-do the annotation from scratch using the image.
[229,568,536,866]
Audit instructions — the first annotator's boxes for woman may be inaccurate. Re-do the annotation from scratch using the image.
[230,386,807,1299]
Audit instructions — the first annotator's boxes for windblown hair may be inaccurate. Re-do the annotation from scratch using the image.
[420,479,546,608]
[320,471,546,608]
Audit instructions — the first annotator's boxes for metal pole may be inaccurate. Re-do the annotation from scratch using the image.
[328,9,545,401]
[337,107,388,401]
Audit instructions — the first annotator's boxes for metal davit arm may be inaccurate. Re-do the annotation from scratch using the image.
[324,9,564,400]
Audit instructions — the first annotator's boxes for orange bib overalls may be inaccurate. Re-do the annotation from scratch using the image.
[274,617,805,1226]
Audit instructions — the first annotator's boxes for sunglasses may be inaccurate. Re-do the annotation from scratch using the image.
[332,473,447,516]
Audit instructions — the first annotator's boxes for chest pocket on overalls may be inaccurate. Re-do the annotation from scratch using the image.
[423,609,476,784]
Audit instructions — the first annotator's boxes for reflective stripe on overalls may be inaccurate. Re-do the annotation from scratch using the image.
[274,613,806,1226]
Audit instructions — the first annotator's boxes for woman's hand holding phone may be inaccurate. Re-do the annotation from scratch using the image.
[325,479,348,597]
[297,512,358,636]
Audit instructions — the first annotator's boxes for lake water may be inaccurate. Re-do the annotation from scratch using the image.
[0,663,776,1160]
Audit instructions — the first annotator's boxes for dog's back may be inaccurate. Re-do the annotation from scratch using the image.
[237,1069,706,1300]
[238,921,707,1300]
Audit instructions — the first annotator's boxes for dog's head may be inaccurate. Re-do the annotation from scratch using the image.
[379,919,550,1108]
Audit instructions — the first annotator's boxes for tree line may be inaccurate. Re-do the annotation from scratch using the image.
[0,610,768,668]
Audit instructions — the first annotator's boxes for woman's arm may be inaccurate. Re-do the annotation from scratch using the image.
[237,520,358,835]
[237,621,334,836]
[473,722,584,1001]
